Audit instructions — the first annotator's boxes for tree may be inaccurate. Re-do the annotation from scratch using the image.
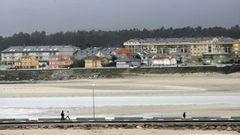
[30,31,47,45]
[71,59,85,68]
[0,26,240,51]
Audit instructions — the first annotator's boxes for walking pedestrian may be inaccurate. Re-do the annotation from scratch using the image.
[183,112,186,119]
[66,111,70,120]
[61,110,65,120]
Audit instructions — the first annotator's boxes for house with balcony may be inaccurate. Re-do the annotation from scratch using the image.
[49,54,74,69]
[14,56,39,69]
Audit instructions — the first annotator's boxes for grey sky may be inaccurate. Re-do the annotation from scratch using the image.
[0,0,239,36]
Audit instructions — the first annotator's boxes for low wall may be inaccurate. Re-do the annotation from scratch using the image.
[0,65,240,81]
[0,122,240,133]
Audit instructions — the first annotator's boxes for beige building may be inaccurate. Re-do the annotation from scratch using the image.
[84,56,102,68]
[233,40,240,53]
[123,37,236,59]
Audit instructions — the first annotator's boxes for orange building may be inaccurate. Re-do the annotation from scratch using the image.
[115,48,132,56]
[49,55,73,69]
[14,56,39,69]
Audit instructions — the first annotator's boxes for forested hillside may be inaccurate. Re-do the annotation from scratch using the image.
[0,25,240,51]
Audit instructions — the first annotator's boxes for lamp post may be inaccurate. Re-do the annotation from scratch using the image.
[92,83,96,121]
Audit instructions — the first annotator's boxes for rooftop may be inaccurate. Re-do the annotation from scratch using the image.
[124,37,236,44]
[73,47,118,60]
[2,45,80,53]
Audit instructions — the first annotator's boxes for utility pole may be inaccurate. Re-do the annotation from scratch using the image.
[91,83,96,135]
[92,83,96,121]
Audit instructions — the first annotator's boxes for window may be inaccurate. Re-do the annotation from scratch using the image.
[208,45,212,53]
[224,47,230,53]
[181,48,187,53]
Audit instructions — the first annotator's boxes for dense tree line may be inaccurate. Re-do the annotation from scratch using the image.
[0,25,240,51]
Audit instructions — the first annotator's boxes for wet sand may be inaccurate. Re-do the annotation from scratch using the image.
[21,104,239,119]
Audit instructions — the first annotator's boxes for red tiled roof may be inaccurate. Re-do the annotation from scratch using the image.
[116,48,131,55]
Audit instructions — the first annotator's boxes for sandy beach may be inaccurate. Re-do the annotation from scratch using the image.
[0,73,240,97]
[0,73,240,118]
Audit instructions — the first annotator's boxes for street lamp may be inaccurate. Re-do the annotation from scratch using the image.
[92,83,96,121]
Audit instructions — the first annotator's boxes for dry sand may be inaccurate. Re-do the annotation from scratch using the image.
[0,129,239,135]
[0,73,240,97]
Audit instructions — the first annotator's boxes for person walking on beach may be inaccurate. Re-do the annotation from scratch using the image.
[61,110,65,120]
[183,112,186,119]
[66,111,70,120]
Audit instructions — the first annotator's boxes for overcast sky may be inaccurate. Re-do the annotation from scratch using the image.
[0,0,239,36]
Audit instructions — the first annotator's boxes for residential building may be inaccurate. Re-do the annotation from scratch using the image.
[114,48,132,56]
[151,55,177,66]
[73,47,101,60]
[123,37,235,59]
[49,54,73,69]
[73,47,117,60]
[84,56,102,68]
[115,55,141,68]
[232,40,240,63]
[95,51,112,66]
[1,45,80,66]
[233,41,240,54]
[14,56,39,69]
